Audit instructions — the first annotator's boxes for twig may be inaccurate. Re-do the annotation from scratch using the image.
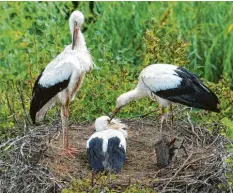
[138,110,157,118]
[20,142,27,159]
[180,139,189,157]
[153,169,161,178]
[0,138,14,149]
[2,135,27,151]
[206,134,220,149]
[162,153,193,192]
[124,110,157,121]
[16,82,32,126]
[184,154,215,168]
[186,112,201,142]
[5,89,20,127]
[158,174,195,181]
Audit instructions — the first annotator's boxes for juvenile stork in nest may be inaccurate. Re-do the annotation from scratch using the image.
[30,11,94,156]
[110,64,220,142]
[87,116,128,173]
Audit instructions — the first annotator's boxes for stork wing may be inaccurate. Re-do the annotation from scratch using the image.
[106,137,126,173]
[141,66,220,112]
[87,137,105,171]
[30,60,74,124]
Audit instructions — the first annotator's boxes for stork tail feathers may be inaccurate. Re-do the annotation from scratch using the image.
[154,66,220,113]
[190,86,220,112]
[30,97,38,124]
[159,82,220,113]
[29,70,71,124]
[173,67,220,112]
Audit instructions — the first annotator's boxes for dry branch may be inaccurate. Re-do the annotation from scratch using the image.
[162,153,193,192]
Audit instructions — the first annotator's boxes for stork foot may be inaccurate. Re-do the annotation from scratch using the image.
[170,137,176,146]
[170,132,175,144]
[58,146,79,158]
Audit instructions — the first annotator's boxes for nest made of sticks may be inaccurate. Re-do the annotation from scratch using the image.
[0,123,61,193]
[0,109,232,193]
[152,127,232,192]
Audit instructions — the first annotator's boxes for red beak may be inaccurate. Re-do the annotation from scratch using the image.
[109,107,121,122]
[72,22,79,50]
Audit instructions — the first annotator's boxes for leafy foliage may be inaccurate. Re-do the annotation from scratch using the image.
[0,2,73,137]
[0,2,233,140]
[62,173,154,193]
[143,29,189,67]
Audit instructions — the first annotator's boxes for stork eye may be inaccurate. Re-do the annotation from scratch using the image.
[122,127,127,130]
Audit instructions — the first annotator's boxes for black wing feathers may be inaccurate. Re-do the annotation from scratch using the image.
[154,67,220,112]
[87,137,105,171]
[87,137,125,173]
[30,69,70,124]
[106,137,126,173]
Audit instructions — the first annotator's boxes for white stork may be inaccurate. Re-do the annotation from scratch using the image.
[87,116,128,173]
[30,11,94,156]
[110,64,220,141]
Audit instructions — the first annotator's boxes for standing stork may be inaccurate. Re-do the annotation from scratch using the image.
[110,64,220,141]
[30,11,94,156]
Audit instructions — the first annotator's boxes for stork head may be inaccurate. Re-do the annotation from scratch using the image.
[69,10,84,50]
[110,89,142,121]
[95,116,110,132]
[94,116,128,138]
[109,93,128,121]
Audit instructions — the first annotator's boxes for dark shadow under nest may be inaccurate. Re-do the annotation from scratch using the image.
[0,109,233,193]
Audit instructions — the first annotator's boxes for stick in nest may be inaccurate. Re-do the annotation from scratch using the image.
[0,125,61,193]
[161,152,193,192]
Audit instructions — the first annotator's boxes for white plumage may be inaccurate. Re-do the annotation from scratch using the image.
[138,64,182,108]
[30,11,94,156]
[87,128,127,153]
[111,64,220,141]
[140,64,182,93]
[87,116,127,152]
[86,116,128,173]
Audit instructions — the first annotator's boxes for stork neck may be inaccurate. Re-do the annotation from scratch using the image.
[72,30,86,50]
[118,88,146,107]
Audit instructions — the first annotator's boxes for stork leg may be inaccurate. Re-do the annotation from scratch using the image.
[169,104,175,142]
[59,103,78,158]
[62,104,69,149]
[160,107,166,136]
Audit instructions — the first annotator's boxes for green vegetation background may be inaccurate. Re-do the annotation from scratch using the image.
[0,1,233,141]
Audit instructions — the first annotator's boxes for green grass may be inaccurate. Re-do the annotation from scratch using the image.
[0,1,233,138]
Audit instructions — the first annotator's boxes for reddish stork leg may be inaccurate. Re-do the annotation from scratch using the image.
[59,104,78,158]
[62,104,69,149]
[160,107,166,136]
[169,104,175,142]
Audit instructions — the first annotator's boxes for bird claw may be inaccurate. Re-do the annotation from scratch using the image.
[170,137,176,146]
[58,147,79,158]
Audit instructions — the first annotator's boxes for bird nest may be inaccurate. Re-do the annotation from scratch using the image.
[0,124,61,193]
[0,109,232,193]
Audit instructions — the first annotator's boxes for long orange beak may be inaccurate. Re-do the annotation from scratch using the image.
[72,22,79,50]
[109,107,121,122]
